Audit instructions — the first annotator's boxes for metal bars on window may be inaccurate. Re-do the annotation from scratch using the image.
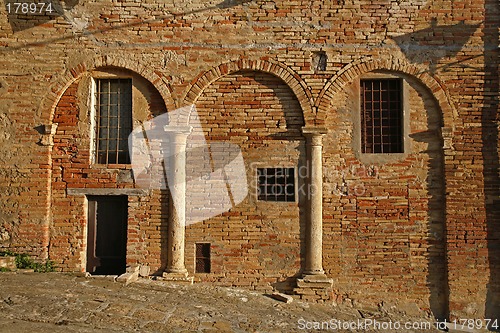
[257,167,295,202]
[96,79,132,164]
[361,79,403,153]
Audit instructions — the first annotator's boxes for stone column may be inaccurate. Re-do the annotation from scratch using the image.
[294,127,332,301]
[302,127,328,275]
[163,125,192,276]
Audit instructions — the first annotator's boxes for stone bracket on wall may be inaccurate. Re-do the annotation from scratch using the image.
[38,123,58,146]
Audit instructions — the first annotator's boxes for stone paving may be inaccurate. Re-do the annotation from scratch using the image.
[0,272,443,332]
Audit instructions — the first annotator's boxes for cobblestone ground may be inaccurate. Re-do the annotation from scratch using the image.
[0,272,441,333]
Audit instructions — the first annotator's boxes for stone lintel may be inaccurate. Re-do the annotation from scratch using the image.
[67,188,149,196]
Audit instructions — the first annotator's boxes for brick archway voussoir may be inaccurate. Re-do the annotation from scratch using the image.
[182,59,315,126]
[315,57,458,133]
[38,54,176,123]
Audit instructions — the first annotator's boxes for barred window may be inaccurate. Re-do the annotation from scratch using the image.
[361,79,403,153]
[96,78,132,164]
[195,243,211,273]
[257,167,295,202]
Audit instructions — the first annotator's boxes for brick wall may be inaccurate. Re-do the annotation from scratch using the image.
[49,72,170,273]
[322,74,447,316]
[186,70,305,292]
[0,0,497,320]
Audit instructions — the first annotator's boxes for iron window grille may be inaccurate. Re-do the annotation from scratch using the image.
[195,243,211,273]
[361,79,403,154]
[96,78,132,164]
[257,167,296,202]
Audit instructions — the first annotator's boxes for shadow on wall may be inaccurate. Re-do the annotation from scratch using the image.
[392,19,480,74]
[270,141,307,294]
[3,0,251,31]
[4,0,79,32]
[2,0,253,49]
[484,0,500,326]
[264,69,307,294]
[406,75,449,321]
[156,188,169,275]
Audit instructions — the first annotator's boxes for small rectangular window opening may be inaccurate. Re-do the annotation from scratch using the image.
[96,78,132,164]
[312,51,327,72]
[361,79,403,154]
[195,243,211,273]
[257,167,296,202]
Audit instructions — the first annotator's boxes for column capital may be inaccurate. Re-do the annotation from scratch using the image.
[301,127,328,136]
[302,127,328,146]
[163,125,193,136]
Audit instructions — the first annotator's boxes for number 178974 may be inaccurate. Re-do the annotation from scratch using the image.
[6,2,54,14]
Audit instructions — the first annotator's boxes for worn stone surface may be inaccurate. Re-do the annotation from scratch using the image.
[0,272,441,333]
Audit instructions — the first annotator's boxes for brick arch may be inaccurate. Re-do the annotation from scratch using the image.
[38,54,175,123]
[181,58,315,126]
[316,57,458,133]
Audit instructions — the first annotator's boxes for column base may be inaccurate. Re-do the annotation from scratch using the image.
[160,271,194,285]
[303,268,325,275]
[294,273,333,303]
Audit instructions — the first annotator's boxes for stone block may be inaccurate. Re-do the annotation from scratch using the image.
[0,257,16,270]
[139,265,151,277]
[269,292,293,303]
[117,271,139,286]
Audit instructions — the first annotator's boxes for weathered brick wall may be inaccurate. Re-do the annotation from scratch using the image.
[0,0,497,320]
[49,72,170,273]
[322,73,447,316]
[186,70,305,292]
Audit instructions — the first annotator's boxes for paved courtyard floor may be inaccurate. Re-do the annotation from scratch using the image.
[0,272,444,332]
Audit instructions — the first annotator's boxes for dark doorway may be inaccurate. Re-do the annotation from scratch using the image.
[86,196,128,275]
